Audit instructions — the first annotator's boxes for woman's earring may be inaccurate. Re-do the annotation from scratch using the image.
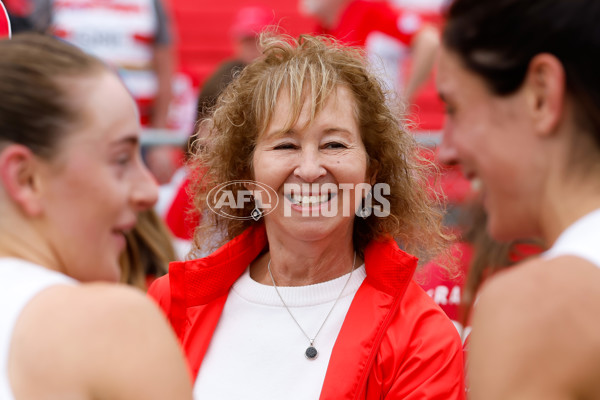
[251,196,263,221]
[359,191,372,219]
[251,207,263,221]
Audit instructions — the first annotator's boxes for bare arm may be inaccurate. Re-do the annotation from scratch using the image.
[9,284,193,399]
[404,25,439,104]
[88,285,193,399]
[151,44,174,128]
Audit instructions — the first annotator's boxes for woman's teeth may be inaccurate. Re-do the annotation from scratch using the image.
[290,194,329,206]
[470,177,483,193]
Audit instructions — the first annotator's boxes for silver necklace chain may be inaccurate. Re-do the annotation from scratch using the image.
[267,252,356,360]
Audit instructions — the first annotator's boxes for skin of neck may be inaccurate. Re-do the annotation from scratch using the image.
[540,163,600,246]
[250,222,361,287]
[0,199,64,274]
[534,119,600,245]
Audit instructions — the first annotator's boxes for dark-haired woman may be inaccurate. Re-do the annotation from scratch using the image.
[0,34,192,399]
[437,0,600,398]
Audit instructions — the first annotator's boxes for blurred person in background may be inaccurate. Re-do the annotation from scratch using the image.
[157,6,273,257]
[155,135,202,259]
[438,0,600,398]
[299,0,439,104]
[48,0,174,129]
[34,0,178,184]
[196,5,273,123]
[0,33,192,399]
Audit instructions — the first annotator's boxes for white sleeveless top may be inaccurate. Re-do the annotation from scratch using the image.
[543,208,600,268]
[0,258,76,400]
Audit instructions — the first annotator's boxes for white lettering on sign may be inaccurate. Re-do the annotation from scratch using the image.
[427,285,462,306]
[434,285,449,305]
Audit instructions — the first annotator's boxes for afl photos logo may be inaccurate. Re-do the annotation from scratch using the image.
[206,180,279,220]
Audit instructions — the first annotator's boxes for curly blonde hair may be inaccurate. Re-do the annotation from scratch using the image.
[189,33,450,262]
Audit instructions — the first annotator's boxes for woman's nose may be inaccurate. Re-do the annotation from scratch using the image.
[293,148,326,182]
[437,127,460,166]
[131,160,159,211]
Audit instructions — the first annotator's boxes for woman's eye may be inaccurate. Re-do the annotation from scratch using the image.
[444,105,456,116]
[273,143,297,150]
[114,154,133,166]
[323,142,347,149]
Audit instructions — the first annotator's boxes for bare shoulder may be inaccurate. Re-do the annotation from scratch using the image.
[468,256,600,399]
[20,283,173,342]
[10,283,192,400]
[476,255,600,330]
[60,283,170,329]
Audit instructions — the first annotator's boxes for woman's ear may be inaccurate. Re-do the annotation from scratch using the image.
[524,53,566,137]
[0,145,45,216]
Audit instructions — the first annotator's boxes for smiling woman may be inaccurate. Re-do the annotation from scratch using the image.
[149,33,465,399]
[0,33,192,399]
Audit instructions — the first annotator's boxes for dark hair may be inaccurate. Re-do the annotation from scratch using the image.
[0,33,106,158]
[443,0,600,147]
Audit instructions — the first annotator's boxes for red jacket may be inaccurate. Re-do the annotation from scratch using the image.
[149,224,465,399]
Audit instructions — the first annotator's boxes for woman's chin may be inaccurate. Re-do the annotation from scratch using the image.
[486,217,524,243]
[80,262,122,284]
[274,216,353,245]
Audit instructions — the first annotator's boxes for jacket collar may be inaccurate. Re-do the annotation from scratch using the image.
[169,223,418,307]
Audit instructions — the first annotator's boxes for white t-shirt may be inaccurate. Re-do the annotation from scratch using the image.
[193,264,366,400]
[0,258,76,400]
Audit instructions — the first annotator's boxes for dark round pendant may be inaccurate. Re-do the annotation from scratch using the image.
[305,346,318,360]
